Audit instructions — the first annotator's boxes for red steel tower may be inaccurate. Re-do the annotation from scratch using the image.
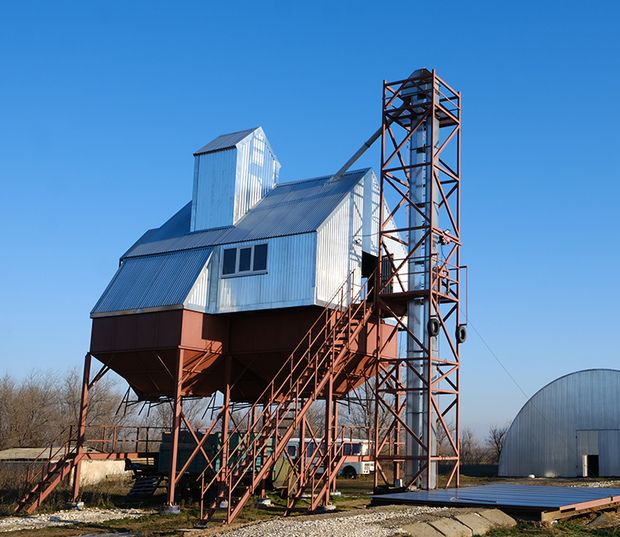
[375,69,464,490]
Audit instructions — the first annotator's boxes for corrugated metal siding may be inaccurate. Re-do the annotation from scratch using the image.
[315,186,362,305]
[499,369,620,477]
[191,148,238,231]
[233,128,279,224]
[362,169,379,256]
[91,248,212,316]
[124,170,370,259]
[183,255,212,313]
[191,127,280,232]
[600,431,620,476]
[215,234,316,313]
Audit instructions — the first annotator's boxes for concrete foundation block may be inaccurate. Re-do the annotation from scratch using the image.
[478,509,517,528]
[454,513,494,535]
[400,522,445,537]
[429,517,473,537]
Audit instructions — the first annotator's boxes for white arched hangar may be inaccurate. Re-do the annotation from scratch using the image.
[499,369,620,478]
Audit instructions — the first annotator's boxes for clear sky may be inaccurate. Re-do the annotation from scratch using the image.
[1,1,618,437]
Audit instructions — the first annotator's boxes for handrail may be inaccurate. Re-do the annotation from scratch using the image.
[199,270,377,521]
[197,270,365,484]
[16,425,170,489]
[16,426,78,484]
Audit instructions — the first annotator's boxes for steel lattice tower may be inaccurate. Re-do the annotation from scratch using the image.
[375,69,464,490]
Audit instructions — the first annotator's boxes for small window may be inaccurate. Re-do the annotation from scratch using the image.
[253,244,268,271]
[223,248,237,275]
[222,243,268,277]
[239,247,252,272]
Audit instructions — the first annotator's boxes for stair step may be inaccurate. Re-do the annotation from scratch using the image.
[127,475,164,496]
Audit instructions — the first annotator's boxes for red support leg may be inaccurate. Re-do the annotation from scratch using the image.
[323,376,333,506]
[166,349,184,506]
[72,353,91,501]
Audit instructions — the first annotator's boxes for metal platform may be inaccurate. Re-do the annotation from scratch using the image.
[373,484,620,521]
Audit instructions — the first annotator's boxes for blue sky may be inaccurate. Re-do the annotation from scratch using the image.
[1,1,618,437]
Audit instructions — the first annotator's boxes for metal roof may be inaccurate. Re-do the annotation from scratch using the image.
[193,127,259,156]
[91,248,213,315]
[123,169,370,259]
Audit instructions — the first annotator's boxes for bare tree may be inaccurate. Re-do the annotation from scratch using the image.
[57,367,130,429]
[342,378,393,440]
[138,396,213,430]
[0,373,18,450]
[302,400,326,437]
[3,371,60,448]
[486,423,509,463]
[460,427,485,464]
[0,367,130,450]
[436,421,457,457]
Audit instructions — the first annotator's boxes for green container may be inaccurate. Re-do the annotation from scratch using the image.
[158,431,275,478]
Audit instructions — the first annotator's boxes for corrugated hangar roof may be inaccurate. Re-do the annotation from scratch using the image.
[123,169,369,259]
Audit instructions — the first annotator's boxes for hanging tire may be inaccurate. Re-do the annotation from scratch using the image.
[456,325,467,343]
[428,318,440,336]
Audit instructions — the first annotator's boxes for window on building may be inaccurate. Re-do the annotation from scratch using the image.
[223,248,237,275]
[239,247,252,272]
[253,244,268,271]
[222,244,268,277]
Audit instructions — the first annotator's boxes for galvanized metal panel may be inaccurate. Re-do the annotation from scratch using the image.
[91,248,212,316]
[183,255,212,313]
[215,233,316,313]
[232,127,280,225]
[374,483,620,512]
[124,169,371,258]
[599,430,620,476]
[191,127,280,231]
[362,169,379,256]
[316,184,363,305]
[191,147,238,231]
[99,167,385,317]
[499,369,620,477]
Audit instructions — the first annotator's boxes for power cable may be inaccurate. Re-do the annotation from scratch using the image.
[464,314,577,458]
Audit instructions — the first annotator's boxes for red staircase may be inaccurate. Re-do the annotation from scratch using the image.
[199,272,376,524]
[15,425,163,513]
[14,428,82,514]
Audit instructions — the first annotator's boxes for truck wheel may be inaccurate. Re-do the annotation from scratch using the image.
[342,467,357,479]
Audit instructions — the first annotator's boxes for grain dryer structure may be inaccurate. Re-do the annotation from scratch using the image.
[16,70,465,524]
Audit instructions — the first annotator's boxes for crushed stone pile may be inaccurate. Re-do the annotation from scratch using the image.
[211,506,450,537]
[0,508,150,532]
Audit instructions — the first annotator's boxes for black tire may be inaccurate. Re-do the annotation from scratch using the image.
[342,467,357,479]
[428,318,440,336]
[456,325,467,343]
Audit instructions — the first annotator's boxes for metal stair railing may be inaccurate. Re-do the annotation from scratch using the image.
[14,426,81,513]
[15,425,166,513]
[199,271,375,524]
[283,426,349,514]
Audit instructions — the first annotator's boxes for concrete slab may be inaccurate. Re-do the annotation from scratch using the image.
[429,517,473,537]
[478,509,517,528]
[454,513,493,535]
[400,521,445,537]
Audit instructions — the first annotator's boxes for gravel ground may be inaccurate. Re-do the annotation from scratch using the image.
[0,508,152,532]
[198,506,476,537]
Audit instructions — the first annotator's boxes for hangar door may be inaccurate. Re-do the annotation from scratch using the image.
[577,430,620,477]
